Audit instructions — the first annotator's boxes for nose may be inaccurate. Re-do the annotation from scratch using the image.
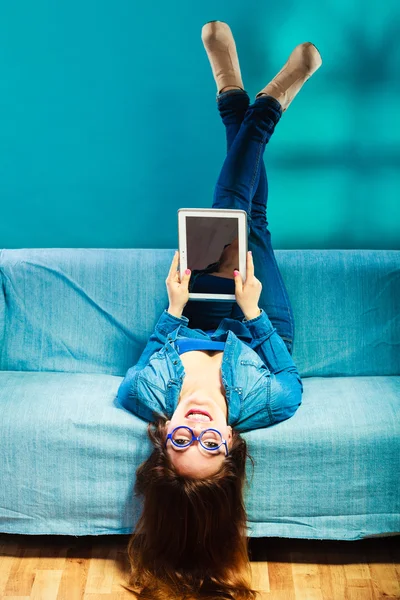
[189,422,208,436]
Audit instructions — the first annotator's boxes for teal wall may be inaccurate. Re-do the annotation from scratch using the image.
[1,1,399,250]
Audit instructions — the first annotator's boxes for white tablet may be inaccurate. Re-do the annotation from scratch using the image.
[177,208,248,301]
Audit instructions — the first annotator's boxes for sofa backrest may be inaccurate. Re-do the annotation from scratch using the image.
[0,248,398,377]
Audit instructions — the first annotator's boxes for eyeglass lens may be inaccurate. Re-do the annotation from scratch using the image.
[171,427,223,453]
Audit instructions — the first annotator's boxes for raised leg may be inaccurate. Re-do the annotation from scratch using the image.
[215,88,269,226]
[213,89,295,353]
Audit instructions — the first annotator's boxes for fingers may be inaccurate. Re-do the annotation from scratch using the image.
[169,251,252,283]
[247,250,254,279]
[234,251,254,282]
[167,251,179,279]
[167,251,191,284]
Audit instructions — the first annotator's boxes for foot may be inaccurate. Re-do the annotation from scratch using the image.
[256,42,322,112]
[201,21,245,94]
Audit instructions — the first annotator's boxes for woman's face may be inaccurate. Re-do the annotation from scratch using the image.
[165,393,233,479]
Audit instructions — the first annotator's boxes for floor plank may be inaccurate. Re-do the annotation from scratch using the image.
[0,534,398,599]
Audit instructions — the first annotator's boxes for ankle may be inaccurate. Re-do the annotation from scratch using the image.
[256,92,280,104]
[219,85,243,93]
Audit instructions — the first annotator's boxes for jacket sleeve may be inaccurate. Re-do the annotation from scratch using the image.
[241,308,303,392]
[117,309,189,407]
[269,371,303,423]
[232,370,303,433]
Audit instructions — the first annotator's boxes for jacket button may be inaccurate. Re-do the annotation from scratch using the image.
[173,360,177,365]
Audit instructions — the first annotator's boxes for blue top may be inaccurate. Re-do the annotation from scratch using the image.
[175,336,225,354]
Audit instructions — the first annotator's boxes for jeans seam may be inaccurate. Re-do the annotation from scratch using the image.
[268,264,294,350]
[248,125,292,344]
[249,227,295,349]
[276,271,294,347]
[249,133,267,202]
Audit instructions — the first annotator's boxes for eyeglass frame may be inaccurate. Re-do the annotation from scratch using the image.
[165,425,229,457]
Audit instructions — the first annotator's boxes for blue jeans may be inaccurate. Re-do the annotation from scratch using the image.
[184,89,295,355]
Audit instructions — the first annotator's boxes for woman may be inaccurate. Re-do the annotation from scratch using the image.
[118,21,322,600]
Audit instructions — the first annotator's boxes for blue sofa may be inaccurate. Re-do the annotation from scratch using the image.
[0,248,399,540]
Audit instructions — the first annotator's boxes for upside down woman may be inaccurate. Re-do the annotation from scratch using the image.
[117,20,322,600]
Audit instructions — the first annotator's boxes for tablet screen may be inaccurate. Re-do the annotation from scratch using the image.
[185,214,239,279]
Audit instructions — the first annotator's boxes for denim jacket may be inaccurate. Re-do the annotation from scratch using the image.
[117,308,303,433]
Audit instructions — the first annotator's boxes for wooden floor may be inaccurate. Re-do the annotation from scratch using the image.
[0,533,399,599]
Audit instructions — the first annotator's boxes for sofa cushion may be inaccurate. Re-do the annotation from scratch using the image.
[0,370,398,539]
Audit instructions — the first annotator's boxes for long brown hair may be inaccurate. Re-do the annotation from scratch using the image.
[121,413,259,600]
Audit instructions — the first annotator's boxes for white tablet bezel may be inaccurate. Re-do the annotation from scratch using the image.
[177,208,248,301]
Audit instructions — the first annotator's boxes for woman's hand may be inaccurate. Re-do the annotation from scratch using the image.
[233,251,262,318]
[165,251,192,313]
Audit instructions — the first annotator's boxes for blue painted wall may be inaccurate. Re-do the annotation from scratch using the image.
[1,0,399,250]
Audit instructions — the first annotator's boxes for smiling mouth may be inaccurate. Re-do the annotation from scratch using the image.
[184,409,212,421]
